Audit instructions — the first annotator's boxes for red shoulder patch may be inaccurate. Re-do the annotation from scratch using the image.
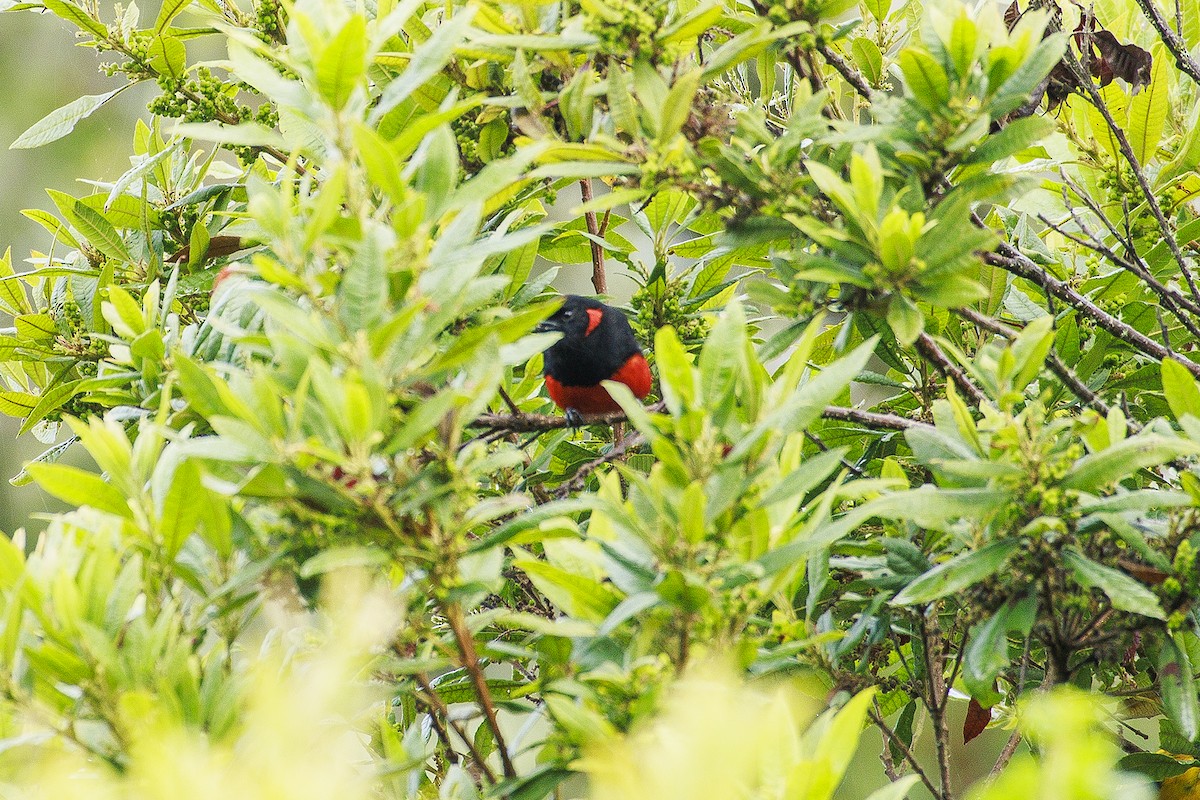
[584,307,603,336]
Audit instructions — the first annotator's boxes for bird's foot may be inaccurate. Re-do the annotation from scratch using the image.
[564,407,586,428]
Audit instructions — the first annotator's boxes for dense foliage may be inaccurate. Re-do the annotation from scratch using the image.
[3,0,1200,796]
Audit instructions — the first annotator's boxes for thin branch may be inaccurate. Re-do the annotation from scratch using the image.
[818,42,874,98]
[579,179,607,294]
[413,671,496,783]
[919,613,953,800]
[989,729,1024,780]
[805,429,866,477]
[869,708,941,799]
[822,405,923,431]
[1063,48,1200,305]
[496,387,521,416]
[472,404,925,434]
[954,306,1133,426]
[915,332,990,407]
[1039,198,1200,337]
[445,604,518,780]
[874,697,903,782]
[985,247,1200,377]
[1131,0,1200,84]
[554,432,644,498]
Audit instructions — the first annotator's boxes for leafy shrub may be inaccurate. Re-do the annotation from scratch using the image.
[1,0,1199,797]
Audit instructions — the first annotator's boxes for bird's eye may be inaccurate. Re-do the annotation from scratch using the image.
[562,309,574,318]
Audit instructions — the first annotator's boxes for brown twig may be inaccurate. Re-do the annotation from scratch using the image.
[868,707,941,798]
[1063,48,1200,306]
[818,42,874,98]
[413,671,495,783]
[579,179,607,294]
[918,613,953,800]
[445,604,518,780]
[1131,0,1200,84]
[985,247,1200,377]
[873,698,903,782]
[915,332,990,407]
[496,387,522,416]
[554,431,645,498]
[472,404,924,434]
[953,306,1134,426]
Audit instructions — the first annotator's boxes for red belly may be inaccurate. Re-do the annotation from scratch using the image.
[545,353,652,413]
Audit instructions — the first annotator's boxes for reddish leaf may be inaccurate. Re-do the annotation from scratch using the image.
[963,697,992,744]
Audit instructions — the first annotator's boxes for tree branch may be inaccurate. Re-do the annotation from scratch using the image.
[472,404,926,434]
[445,604,518,780]
[1062,47,1200,306]
[915,332,990,407]
[869,707,941,799]
[579,179,607,294]
[953,306,1136,427]
[984,247,1200,377]
[1131,0,1200,84]
[818,42,874,98]
[554,431,644,498]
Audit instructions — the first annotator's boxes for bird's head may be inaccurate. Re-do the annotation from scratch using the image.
[535,295,606,341]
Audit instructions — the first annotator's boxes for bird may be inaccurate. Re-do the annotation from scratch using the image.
[535,295,653,426]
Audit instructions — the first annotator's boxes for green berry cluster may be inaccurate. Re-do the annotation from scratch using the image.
[99,29,157,81]
[584,0,666,59]
[763,0,823,26]
[452,113,484,175]
[254,0,287,43]
[631,276,711,352]
[451,112,514,176]
[149,67,246,123]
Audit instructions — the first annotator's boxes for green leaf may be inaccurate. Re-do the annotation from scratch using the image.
[1062,548,1165,620]
[962,594,1037,705]
[27,463,132,518]
[514,560,622,622]
[886,295,924,346]
[805,689,876,799]
[658,69,701,147]
[317,15,368,110]
[654,325,695,415]
[154,0,191,33]
[947,12,978,81]
[963,116,1054,166]
[1163,357,1200,421]
[370,6,477,124]
[40,0,107,37]
[147,35,186,79]
[15,314,56,341]
[70,200,134,263]
[0,391,38,418]
[862,0,889,23]
[1062,435,1199,491]
[897,48,950,111]
[1159,634,1200,742]
[1117,752,1197,781]
[158,459,204,559]
[10,87,127,149]
[850,38,883,86]
[657,2,723,43]
[892,539,1020,605]
[1127,46,1168,164]
[338,229,388,331]
[989,33,1067,118]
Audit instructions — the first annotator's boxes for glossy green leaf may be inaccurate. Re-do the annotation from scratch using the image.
[892,539,1020,606]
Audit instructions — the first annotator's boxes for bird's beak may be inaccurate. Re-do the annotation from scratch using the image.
[535,317,563,334]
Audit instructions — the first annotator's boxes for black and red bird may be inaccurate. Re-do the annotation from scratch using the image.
[536,295,652,425]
